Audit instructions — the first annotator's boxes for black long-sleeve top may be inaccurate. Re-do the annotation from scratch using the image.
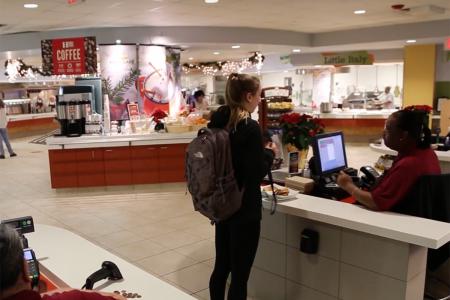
[208,106,274,223]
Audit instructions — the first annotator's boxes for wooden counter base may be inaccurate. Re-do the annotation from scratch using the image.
[49,143,187,188]
[321,118,385,142]
[9,117,58,138]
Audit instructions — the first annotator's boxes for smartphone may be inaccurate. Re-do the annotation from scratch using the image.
[23,248,39,288]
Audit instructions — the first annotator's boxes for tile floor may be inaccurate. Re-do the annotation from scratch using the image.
[0,136,380,299]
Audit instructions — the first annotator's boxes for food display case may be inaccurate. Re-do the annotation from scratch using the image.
[3,98,31,115]
[259,86,294,130]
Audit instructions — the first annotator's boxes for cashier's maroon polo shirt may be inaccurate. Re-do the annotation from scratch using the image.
[5,290,117,300]
[371,147,441,211]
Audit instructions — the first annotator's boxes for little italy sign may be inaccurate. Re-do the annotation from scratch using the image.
[321,51,374,66]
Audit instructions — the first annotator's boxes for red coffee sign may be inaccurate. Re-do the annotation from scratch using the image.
[41,36,97,76]
[52,38,86,75]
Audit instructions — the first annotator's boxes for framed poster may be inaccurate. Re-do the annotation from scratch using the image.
[127,103,140,121]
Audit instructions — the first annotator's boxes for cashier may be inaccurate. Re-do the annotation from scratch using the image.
[337,108,440,210]
[373,86,394,109]
[0,224,125,300]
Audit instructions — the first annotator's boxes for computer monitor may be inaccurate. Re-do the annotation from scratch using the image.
[312,131,348,176]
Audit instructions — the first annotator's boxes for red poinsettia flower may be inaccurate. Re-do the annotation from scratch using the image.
[279,112,325,150]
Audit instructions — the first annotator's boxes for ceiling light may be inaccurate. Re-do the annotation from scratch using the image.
[406,39,417,43]
[231,45,240,49]
[188,57,194,60]
[213,52,220,55]
[354,10,366,14]
[115,39,122,44]
[292,49,301,53]
[24,3,38,8]
[205,0,219,3]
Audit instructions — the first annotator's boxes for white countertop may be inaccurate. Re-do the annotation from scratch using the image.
[269,193,450,249]
[369,143,450,162]
[47,132,197,149]
[8,112,56,122]
[27,224,194,299]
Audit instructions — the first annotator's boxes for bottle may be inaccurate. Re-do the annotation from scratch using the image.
[435,128,441,144]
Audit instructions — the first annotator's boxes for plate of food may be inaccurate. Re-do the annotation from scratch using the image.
[261,184,298,202]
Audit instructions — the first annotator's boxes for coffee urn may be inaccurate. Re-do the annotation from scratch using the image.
[56,86,94,137]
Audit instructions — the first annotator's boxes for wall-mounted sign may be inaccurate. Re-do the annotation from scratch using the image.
[321,51,374,66]
[41,36,97,75]
[280,54,291,64]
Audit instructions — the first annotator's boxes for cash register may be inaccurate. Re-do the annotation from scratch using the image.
[310,131,359,200]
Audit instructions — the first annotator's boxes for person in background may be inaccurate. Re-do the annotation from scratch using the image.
[208,73,277,300]
[0,224,125,300]
[192,90,208,111]
[337,108,440,211]
[374,86,394,109]
[0,99,17,159]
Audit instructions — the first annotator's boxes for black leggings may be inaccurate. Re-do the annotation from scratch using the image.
[209,220,261,300]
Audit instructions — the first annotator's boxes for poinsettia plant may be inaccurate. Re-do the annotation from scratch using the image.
[403,105,432,113]
[151,109,168,124]
[279,112,325,150]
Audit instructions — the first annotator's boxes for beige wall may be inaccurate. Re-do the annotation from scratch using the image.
[403,44,436,108]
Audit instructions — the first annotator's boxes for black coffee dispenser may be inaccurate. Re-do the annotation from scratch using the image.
[56,86,93,137]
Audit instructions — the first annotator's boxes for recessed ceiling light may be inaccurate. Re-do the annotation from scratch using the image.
[205,0,219,3]
[188,57,194,60]
[354,10,366,14]
[213,52,220,55]
[231,45,240,49]
[406,39,416,43]
[292,49,301,53]
[24,3,38,8]
[116,39,122,44]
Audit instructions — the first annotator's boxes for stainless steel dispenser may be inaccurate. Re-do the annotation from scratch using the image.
[56,86,93,137]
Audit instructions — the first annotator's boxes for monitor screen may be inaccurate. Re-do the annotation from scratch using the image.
[312,131,348,175]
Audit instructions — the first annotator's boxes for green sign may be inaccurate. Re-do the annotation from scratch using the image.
[321,51,373,65]
[280,54,291,64]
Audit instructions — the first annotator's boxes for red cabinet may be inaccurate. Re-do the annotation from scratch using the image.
[49,149,78,188]
[104,147,132,186]
[158,144,186,183]
[131,146,159,184]
[48,143,187,188]
[76,149,105,187]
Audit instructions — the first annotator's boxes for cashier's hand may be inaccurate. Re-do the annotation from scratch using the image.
[336,171,353,191]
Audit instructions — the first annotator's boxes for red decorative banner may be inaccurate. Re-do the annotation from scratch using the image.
[41,36,97,75]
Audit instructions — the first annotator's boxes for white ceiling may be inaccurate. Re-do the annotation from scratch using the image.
[0,0,450,64]
[1,0,450,34]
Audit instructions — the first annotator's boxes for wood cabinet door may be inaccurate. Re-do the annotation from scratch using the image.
[103,147,132,186]
[49,149,78,188]
[158,144,187,183]
[76,149,105,187]
[131,146,159,184]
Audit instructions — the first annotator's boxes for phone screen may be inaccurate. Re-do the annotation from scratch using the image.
[24,249,33,261]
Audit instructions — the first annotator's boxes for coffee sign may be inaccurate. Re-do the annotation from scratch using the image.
[321,51,374,66]
[41,36,97,75]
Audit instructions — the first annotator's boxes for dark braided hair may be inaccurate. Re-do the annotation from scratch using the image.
[392,109,431,149]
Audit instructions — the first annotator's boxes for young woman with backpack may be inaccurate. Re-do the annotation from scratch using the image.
[208,73,277,300]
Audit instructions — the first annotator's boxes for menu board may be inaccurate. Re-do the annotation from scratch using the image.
[41,36,97,75]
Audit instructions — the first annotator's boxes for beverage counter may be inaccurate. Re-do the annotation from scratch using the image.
[46,132,197,188]
[248,194,450,300]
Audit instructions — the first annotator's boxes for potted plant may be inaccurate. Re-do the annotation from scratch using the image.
[279,112,325,168]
